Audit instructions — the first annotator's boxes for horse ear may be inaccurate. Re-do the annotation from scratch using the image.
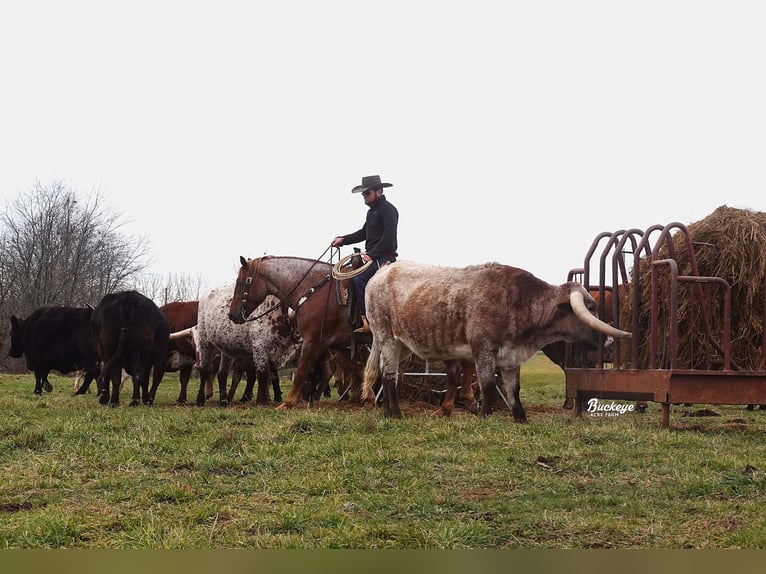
[240,256,248,267]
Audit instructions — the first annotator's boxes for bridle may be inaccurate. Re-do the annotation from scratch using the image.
[238,257,264,322]
[238,249,334,323]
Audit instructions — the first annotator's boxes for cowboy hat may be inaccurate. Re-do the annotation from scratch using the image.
[351,175,393,194]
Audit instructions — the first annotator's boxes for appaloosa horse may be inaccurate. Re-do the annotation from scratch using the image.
[196,284,301,407]
[228,255,356,409]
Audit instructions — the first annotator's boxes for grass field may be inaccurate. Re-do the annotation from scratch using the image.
[2,353,766,549]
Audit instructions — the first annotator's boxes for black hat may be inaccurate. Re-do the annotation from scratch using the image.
[351,175,393,194]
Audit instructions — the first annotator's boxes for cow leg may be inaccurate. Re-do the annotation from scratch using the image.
[129,372,143,407]
[500,366,526,423]
[379,340,403,419]
[75,370,97,395]
[147,359,165,405]
[476,356,499,418]
[97,360,123,407]
[175,365,192,405]
[32,371,45,395]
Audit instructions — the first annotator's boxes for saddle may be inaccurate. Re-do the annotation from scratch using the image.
[335,272,361,327]
[334,251,365,330]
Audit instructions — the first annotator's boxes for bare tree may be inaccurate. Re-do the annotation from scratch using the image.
[0,180,151,316]
[130,271,207,306]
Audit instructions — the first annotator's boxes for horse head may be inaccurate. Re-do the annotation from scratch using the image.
[229,256,270,324]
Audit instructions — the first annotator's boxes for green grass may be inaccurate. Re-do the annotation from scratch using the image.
[2,355,766,548]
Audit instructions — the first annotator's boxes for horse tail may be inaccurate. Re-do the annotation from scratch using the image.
[362,338,382,402]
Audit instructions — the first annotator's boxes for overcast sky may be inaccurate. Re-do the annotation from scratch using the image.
[2,1,764,290]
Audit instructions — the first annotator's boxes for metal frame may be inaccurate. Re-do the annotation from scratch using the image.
[564,222,766,427]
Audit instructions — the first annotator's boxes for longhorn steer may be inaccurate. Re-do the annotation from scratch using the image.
[91,290,170,406]
[362,261,630,421]
[9,306,100,395]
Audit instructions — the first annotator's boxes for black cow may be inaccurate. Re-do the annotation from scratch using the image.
[91,290,170,406]
[9,306,101,395]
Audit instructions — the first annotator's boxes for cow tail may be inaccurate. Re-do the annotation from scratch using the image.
[103,326,130,376]
[362,338,381,402]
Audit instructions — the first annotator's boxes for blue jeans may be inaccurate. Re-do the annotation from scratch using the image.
[354,258,392,315]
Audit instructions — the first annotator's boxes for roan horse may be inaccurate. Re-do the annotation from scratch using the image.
[228,255,356,409]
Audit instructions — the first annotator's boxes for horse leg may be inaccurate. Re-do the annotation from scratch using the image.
[227,362,244,403]
[217,355,233,407]
[196,344,215,406]
[434,360,461,417]
[270,363,283,403]
[458,360,479,414]
[279,343,325,409]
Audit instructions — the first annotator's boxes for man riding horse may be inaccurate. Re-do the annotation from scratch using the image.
[331,175,399,333]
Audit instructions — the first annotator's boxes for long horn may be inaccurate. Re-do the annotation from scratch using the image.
[169,327,194,340]
[570,290,631,339]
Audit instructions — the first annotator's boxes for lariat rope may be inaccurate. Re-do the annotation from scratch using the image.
[331,252,374,279]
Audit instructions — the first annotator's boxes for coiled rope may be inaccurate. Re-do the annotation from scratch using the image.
[331,252,374,279]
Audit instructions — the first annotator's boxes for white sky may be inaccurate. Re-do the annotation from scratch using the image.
[1,1,764,289]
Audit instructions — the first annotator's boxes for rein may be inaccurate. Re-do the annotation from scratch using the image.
[240,246,335,323]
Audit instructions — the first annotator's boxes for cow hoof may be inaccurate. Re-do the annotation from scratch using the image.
[43,382,53,392]
[174,400,187,406]
[219,399,229,407]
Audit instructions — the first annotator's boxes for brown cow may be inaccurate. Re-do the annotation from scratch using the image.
[361,261,630,421]
[160,300,204,405]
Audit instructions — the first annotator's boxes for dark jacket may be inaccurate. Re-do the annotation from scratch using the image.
[341,195,398,260]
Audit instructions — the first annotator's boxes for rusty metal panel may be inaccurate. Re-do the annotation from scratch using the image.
[566,368,670,403]
[667,371,766,405]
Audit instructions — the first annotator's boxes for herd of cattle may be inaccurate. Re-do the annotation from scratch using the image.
[6,258,631,420]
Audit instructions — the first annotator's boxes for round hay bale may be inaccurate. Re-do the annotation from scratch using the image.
[628,206,766,370]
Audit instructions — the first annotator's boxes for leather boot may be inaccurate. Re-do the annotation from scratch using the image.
[354,315,370,333]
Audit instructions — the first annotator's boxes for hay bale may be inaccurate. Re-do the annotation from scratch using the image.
[628,205,766,370]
